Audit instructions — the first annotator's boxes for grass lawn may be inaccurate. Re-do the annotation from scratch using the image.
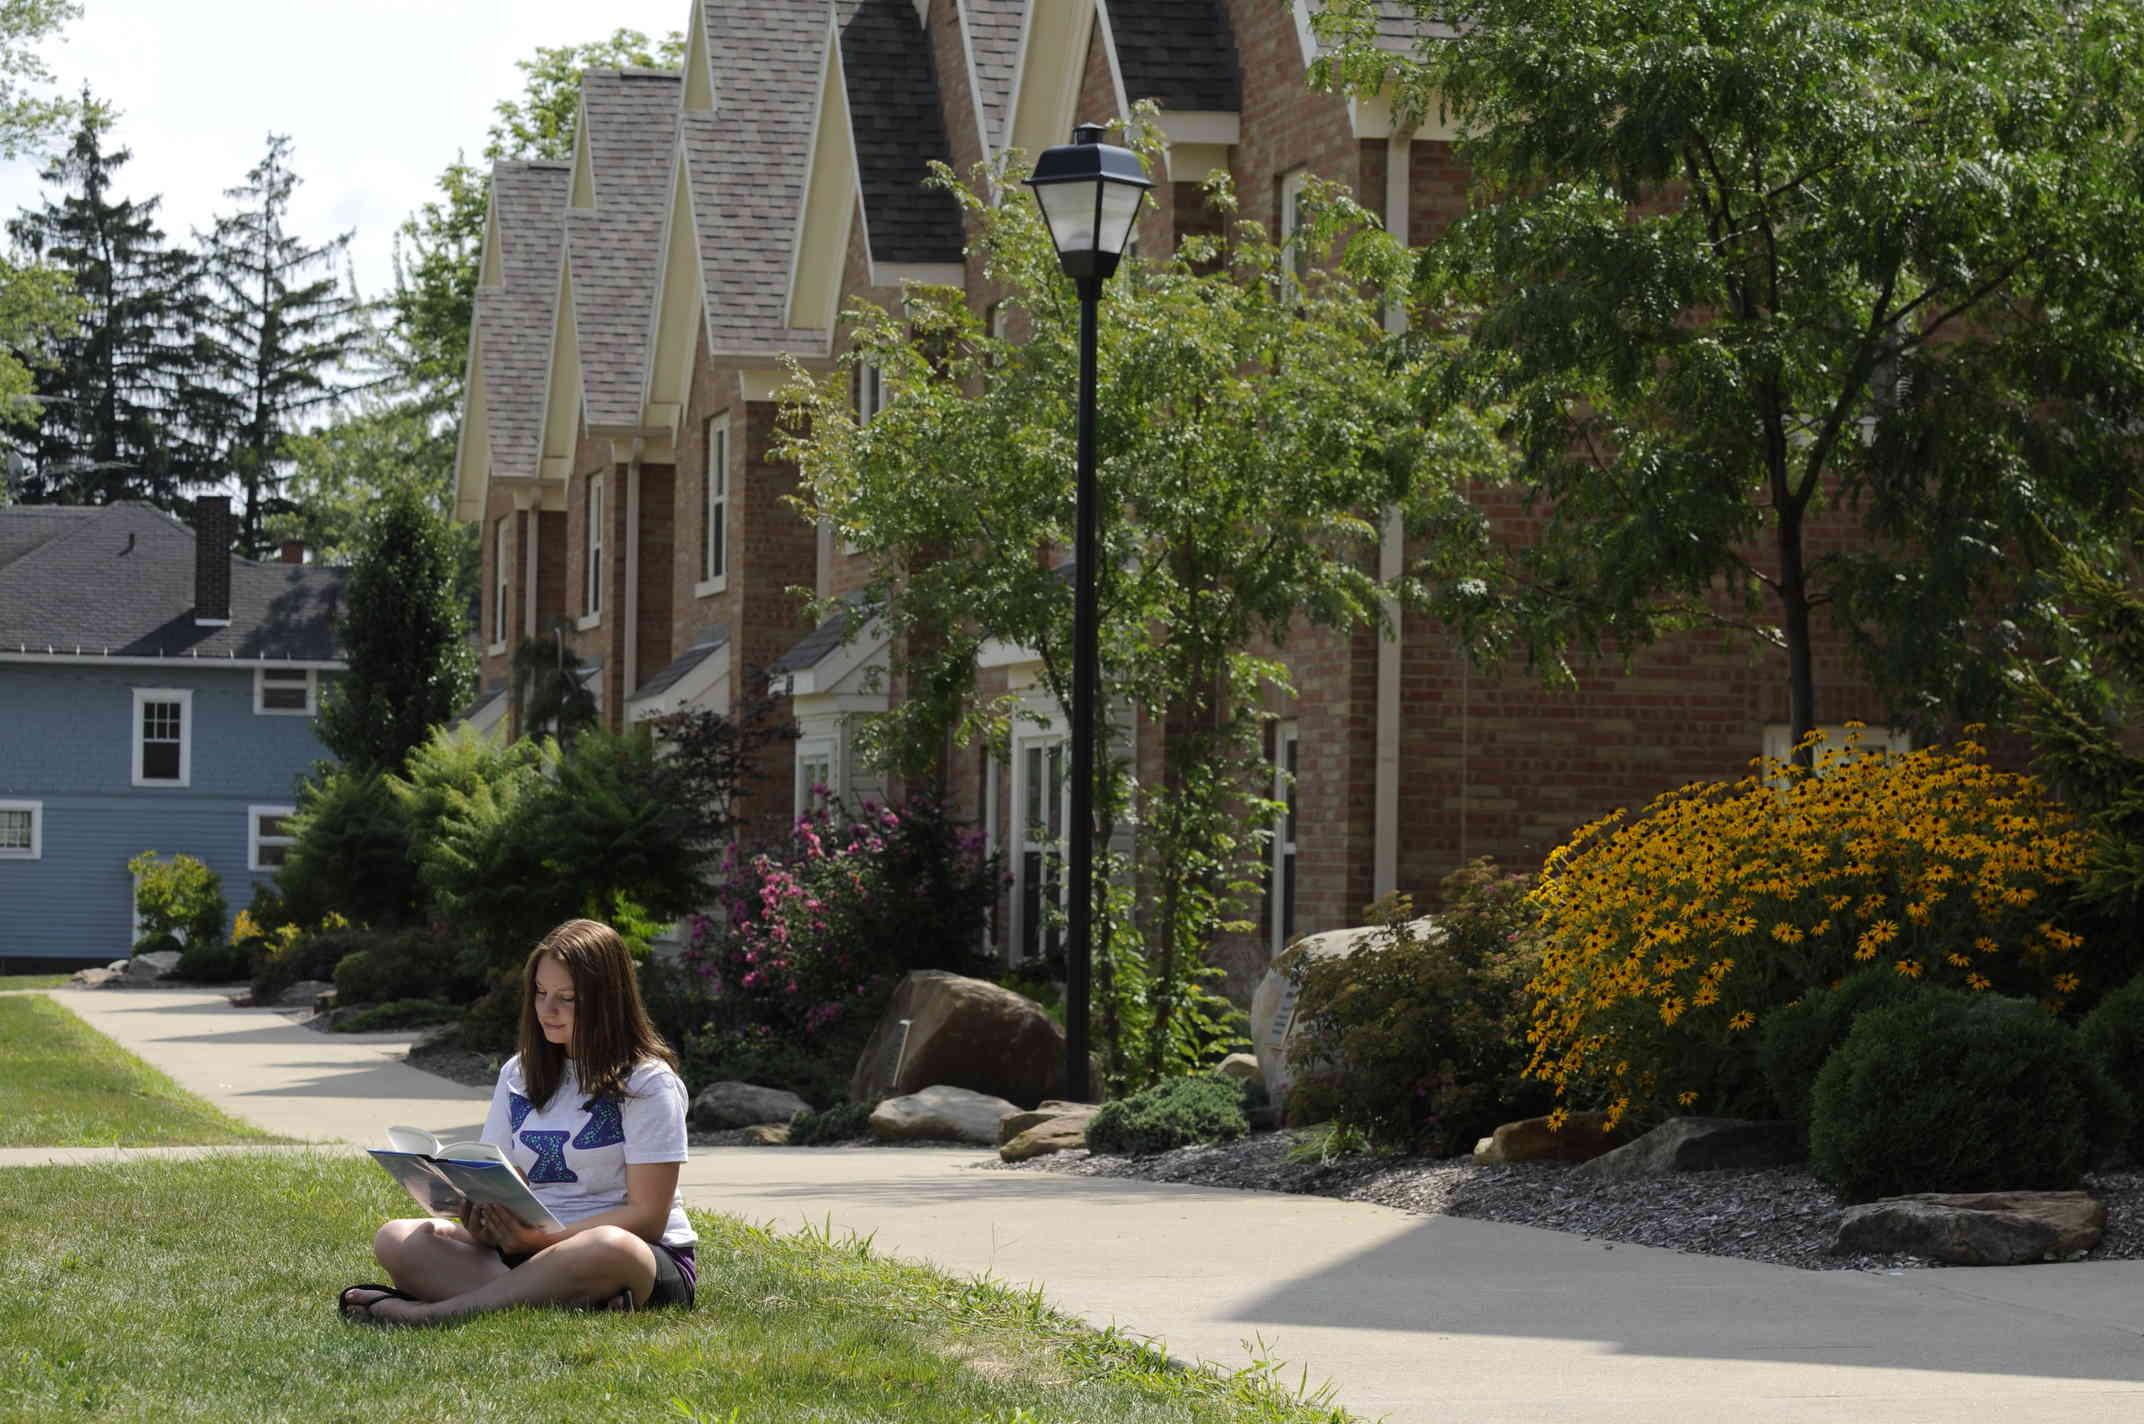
[0,994,283,1148]
[0,974,73,992]
[0,1154,1355,1423]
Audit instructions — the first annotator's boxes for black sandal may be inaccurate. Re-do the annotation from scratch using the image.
[338,1282,417,1323]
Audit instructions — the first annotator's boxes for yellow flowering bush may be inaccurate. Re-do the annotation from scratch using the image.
[1524,726,2091,1128]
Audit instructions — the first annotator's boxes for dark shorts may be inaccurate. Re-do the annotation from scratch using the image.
[498,1240,697,1310]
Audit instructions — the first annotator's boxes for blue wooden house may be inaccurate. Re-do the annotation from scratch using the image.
[0,496,345,970]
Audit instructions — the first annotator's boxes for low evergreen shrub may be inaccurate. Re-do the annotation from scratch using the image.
[680,1022,865,1110]
[789,1102,875,1145]
[173,940,250,983]
[275,769,424,929]
[1809,992,2133,1202]
[250,923,366,1005]
[1757,966,1929,1132]
[1085,1075,1246,1156]
[329,927,485,1007]
[332,998,462,1033]
[2079,972,2144,1162]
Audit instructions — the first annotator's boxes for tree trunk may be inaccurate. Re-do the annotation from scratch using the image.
[1777,504,1817,767]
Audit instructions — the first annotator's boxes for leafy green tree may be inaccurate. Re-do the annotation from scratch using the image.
[193,134,370,556]
[267,396,475,592]
[317,482,477,774]
[776,120,1494,1086]
[1313,0,2144,753]
[509,628,599,745]
[0,0,91,450]
[7,90,208,508]
[388,27,683,406]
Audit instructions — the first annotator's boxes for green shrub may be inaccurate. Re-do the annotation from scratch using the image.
[275,768,424,928]
[126,851,225,946]
[251,924,369,1005]
[1809,992,2133,1202]
[132,931,183,960]
[680,1022,865,1109]
[1284,866,1550,1154]
[1757,966,1928,1133]
[1085,1075,1247,1157]
[330,928,486,1007]
[456,971,524,1055]
[2079,972,2144,1161]
[789,1102,875,1146]
[174,940,250,983]
[332,998,462,1033]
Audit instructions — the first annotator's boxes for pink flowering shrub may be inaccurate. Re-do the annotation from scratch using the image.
[683,796,1004,1047]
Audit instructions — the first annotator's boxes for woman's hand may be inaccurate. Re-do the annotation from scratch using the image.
[474,1201,557,1256]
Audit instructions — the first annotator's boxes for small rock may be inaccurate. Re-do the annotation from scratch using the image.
[1576,1117,1801,1179]
[1473,1111,1623,1164]
[123,951,181,984]
[273,979,335,1009]
[997,1101,1098,1146]
[870,1085,1020,1145]
[999,1116,1090,1162]
[691,1081,813,1131]
[1211,1053,1262,1085]
[1833,1191,2106,1266]
[69,966,122,989]
[742,1123,792,1146]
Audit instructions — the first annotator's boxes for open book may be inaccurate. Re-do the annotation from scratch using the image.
[367,1125,564,1231]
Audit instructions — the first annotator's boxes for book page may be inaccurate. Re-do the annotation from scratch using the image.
[434,1158,564,1231]
[384,1125,445,1156]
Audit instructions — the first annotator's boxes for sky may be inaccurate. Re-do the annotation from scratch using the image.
[0,0,690,305]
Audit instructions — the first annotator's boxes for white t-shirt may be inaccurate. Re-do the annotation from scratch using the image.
[480,1054,695,1250]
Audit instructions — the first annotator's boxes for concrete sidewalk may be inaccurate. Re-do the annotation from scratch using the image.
[29,986,2144,1423]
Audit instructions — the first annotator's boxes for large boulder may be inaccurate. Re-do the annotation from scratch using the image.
[691,1081,813,1130]
[1473,1111,1624,1164]
[122,950,181,984]
[851,971,1075,1110]
[999,1116,1092,1162]
[869,1085,1020,1145]
[1250,917,1440,1112]
[1833,1191,2105,1266]
[1576,1117,1801,1179]
[69,966,122,989]
[273,978,335,1009]
[1211,1053,1262,1086]
[997,1101,1099,1146]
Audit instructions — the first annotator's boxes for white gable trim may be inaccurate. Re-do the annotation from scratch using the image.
[535,247,584,483]
[568,95,596,209]
[1093,1,1130,122]
[768,616,889,698]
[786,16,862,330]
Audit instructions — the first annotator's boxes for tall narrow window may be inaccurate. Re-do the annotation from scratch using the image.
[132,688,192,788]
[702,416,729,588]
[795,738,835,817]
[1279,169,1310,302]
[585,473,605,619]
[854,358,886,423]
[494,516,511,646]
[1270,722,1299,957]
[1015,736,1068,964]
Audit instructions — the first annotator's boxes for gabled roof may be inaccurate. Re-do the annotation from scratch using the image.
[567,69,682,429]
[839,0,964,265]
[0,504,344,661]
[959,0,1024,159]
[472,162,572,480]
[634,624,729,699]
[0,506,98,571]
[1105,1,1240,112]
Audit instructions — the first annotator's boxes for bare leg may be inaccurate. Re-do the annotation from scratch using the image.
[360,1226,658,1326]
[371,1218,511,1302]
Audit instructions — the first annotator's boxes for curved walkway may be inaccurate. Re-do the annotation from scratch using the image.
[20,985,2144,1423]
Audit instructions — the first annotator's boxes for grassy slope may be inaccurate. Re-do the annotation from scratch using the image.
[0,995,281,1148]
[0,1155,1353,1424]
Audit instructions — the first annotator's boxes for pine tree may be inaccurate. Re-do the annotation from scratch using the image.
[6,90,206,508]
[194,133,368,556]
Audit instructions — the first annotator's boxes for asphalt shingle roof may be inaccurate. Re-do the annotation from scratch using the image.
[1106,1,1240,112]
[633,624,729,699]
[570,70,680,429]
[839,0,965,265]
[961,0,1024,156]
[0,504,343,660]
[475,162,571,480]
[688,0,832,358]
[0,506,97,573]
[771,593,876,673]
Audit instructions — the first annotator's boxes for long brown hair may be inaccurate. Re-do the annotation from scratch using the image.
[518,919,677,1110]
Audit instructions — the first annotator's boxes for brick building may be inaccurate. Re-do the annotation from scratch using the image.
[453,0,1896,994]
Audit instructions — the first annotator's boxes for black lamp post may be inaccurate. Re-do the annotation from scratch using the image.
[1025,124,1150,1103]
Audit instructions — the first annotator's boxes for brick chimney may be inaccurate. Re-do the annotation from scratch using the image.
[278,540,305,565]
[193,495,233,626]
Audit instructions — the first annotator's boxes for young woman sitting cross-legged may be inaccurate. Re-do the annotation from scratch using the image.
[339,918,697,1325]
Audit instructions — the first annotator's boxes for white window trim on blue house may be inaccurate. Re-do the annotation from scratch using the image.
[253,666,317,716]
[249,805,298,871]
[131,687,192,788]
[0,799,41,859]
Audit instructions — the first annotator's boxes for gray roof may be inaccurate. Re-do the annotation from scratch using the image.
[475,162,571,480]
[771,594,875,673]
[1372,0,1456,50]
[633,624,729,699]
[839,0,965,265]
[0,506,97,570]
[688,0,830,359]
[570,70,680,429]
[0,504,344,661]
[458,683,507,721]
[961,0,1024,155]
[1106,2,1240,112]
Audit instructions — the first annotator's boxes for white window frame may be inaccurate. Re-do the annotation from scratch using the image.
[854,358,887,424]
[578,472,605,629]
[794,735,837,818]
[253,666,317,716]
[1270,721,1300,959]
[248,804,298,872]
[0,799,42,860]
[1009,729,1070,965]
[491,515,512,653]
[1279,168,1310,303]
[696,415,730,597]
[132,687,193,788]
